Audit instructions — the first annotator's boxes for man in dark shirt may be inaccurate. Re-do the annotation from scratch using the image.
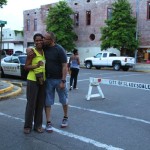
[43,32,68,132]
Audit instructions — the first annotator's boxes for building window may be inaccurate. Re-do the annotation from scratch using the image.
[74,35,78,41]
[107,8,112,19]
[147,2,150,19]
[34,18,37,31]
[27,42,34,47]
[27,19,30,31]
[89,34,95,41]
[46,9,49,16]
[74,12,79,26]
[86,11,91,25]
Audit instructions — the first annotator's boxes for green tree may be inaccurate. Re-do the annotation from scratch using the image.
[100,0,138,56]
[0,0,7,8]
[46,1,76,51]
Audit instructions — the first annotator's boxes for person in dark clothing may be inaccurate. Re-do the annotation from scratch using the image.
[43,32,68,132]
[68,49,80,90]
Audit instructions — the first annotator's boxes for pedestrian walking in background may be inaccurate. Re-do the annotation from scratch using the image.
[24,33,46,134]
[68,49,80,90]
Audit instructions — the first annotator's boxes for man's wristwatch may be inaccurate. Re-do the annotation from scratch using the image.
[61,80,66,83]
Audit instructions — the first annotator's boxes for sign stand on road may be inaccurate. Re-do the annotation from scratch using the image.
[86,77,105,101]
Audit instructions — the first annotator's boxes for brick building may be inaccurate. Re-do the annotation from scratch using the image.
[23,0,150,63]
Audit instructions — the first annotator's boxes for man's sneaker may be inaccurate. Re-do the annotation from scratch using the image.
[69,86,72,91]
[73,87,78,90]
[61,118,68,128]
[45,122,53,133]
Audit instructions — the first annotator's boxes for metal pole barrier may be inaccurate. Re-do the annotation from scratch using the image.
[0,20,7,78]
[135,0,139,63]
[0,26,2,78]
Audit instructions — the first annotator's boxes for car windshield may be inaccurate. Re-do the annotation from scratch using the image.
[67,53,72,57]
[95,53,102,58]
[18,56,27,64]
[4,56,12,62]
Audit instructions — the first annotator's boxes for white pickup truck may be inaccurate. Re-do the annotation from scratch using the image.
[84,52,135,71]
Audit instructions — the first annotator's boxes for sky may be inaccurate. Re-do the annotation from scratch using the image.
[0,0,60,30]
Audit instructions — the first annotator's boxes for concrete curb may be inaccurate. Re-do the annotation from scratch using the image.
[0,80,23,100]
[0,85,22,100]
[80,64,150,72]
[11,82,23,87]
[0,81,14,94]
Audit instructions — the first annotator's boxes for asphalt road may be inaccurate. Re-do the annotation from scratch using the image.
[0,68,150,150]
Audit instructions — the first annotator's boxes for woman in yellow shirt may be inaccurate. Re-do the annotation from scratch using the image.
[24,33,46,134]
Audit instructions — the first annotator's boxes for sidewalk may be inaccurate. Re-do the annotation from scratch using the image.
[132,63,150,72]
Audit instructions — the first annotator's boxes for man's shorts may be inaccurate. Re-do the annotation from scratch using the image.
[45,79,68,106]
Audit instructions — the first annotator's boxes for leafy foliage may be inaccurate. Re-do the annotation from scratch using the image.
[0,0,7,8]
[46,1,76,51]
[100,0,138,56]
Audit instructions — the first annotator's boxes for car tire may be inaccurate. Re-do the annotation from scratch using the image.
[122,67,129,71]
[85,62,92,69]
[95,66,101,69]
[1,68,5,78]
[113,63,121,71]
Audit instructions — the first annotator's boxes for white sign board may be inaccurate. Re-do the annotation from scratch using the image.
[101,79,150,91]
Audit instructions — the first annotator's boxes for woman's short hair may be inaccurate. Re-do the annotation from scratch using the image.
[73,49,78,54]
[33,33,43,41]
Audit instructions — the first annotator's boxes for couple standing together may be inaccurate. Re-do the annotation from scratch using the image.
[24,32,69,134]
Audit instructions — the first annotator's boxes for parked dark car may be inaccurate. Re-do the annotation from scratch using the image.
[12,51,26,56]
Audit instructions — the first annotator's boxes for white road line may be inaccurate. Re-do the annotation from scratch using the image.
[79,73,92,75]
[106,73,145,78]
[0,112,123,150]
[77,73,145,83]
[78,79,89,82]
[18,98,26,100]
[66,104,150,125]
[18,98,150,125]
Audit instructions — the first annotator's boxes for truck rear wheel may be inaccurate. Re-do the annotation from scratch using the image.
[113,63,121,71]
[95,66,101,69]
[85,62,92,69]
[122,67,129,71]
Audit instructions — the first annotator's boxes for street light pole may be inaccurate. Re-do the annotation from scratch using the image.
[135,0,139,63]
[0,20,7,78]
[136,0,139,40]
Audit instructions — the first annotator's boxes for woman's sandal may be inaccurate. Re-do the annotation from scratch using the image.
[34,127,44,133]
[24,128,31,134]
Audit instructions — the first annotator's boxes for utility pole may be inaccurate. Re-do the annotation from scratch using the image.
[136,0,139,40]
[0,20,7,78]
[135,0,139,63]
